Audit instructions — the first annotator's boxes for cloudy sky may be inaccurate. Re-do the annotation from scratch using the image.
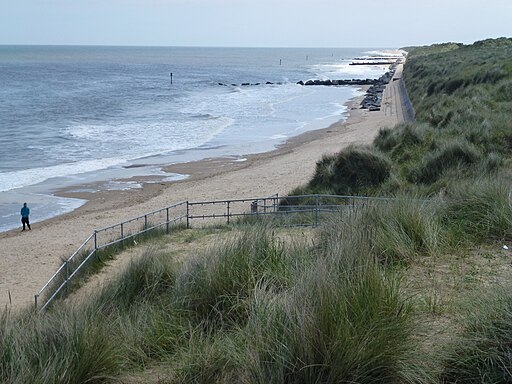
[2,0,511,48]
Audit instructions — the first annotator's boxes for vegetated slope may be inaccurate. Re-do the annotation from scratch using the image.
[390,38,512,187]
[297,37,512,196]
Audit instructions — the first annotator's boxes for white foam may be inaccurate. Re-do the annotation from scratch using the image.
[103,180,143,191]
[309,62,389,80]
[0,112,234,193]
[0,157,129,192]
[64,116,233,157]
[271,134,288,139]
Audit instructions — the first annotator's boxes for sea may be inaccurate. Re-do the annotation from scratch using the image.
[0,46,391,232]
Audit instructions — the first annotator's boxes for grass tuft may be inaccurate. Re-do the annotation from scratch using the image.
[441,177,512,243]
[441,288,512,383]
[407,139,481,183]
[307,145,392,195]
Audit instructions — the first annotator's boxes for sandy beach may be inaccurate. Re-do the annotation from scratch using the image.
[0,63,407,310]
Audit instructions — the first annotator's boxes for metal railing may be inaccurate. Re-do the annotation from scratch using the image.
[35,201,188,311]
[187,194,279,225]
[187,194,393,227]
[34,194,390,311]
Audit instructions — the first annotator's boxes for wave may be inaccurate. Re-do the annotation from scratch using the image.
[1,116,236,193]
[364,49,404,57]
[0,157,130,192]
[308,61,389,80]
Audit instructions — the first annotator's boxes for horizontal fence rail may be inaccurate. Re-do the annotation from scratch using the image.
[187,195,279,225]
[35,194,396,311]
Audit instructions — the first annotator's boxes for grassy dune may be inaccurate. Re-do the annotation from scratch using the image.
[298,38,512,197]
[1,38,512,383]
[0,224,421,383]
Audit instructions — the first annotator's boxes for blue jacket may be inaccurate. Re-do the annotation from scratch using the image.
[21,206,30,218]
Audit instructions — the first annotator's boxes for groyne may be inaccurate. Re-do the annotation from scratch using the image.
[217,58,402,111]
[359,70,395,111]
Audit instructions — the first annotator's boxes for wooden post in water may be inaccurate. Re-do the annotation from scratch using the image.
[170,72,173,84]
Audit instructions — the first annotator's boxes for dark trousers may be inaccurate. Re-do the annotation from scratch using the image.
[22,217,31,230]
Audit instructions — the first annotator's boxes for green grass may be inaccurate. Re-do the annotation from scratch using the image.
[440,176,512,244]
[174,226,298,329]
[0,220,422,383]
[38,222,187,310]
[170,221,419,384]
[441,288,512,383]
[299,145,393,196]
[360,196,443,264]
[0,307,121,384]
[407,138,482,183]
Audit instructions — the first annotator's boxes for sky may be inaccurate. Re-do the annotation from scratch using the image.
[1,0,511,48]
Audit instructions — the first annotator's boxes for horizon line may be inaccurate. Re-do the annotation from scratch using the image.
[0,43,401,50]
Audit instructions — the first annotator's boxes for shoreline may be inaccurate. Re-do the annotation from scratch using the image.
[0,64,405,309]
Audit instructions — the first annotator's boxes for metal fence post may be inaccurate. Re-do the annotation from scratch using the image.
[315,195,319,227]
[65,260,69,293]
[186,201,190,229]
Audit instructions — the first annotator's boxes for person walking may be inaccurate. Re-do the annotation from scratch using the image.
[21,202,31,231]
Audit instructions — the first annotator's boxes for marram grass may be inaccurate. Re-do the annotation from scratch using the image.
[441,288,512,383]
[0,221,421,383]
